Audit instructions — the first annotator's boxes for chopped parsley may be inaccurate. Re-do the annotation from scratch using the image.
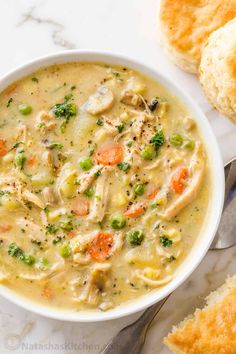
[47,142,63,150]
[150,130,165,148]
[59,220,73,232]
[160,236,173,248]
[84,187,94,198]
[116,123,125,133]
[8,242,35,266]
[0,190,10,197]
[9,141,24,151]
[96,118,103,126]
[31,77,39,83]
[6,97,13,108]
[46,224,58,234]
[94,170,101,178]
[52,95,77,133]
[15,151,26,170]
[117,162,131,171]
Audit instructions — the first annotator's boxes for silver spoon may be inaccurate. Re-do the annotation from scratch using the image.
[102,158,236,354]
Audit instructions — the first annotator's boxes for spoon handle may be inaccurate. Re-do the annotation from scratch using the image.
[101,295,170,354]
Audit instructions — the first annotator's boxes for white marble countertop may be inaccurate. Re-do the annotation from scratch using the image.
[0,0,236,353]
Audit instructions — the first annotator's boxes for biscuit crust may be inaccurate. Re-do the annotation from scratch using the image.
[199,19,236,123]
[164,276,236,354]
[159,0,236,73]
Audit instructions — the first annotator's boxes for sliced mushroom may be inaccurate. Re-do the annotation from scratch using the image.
[85,86,114,115]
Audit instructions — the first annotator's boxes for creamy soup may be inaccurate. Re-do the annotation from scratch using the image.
[0,62,210,311]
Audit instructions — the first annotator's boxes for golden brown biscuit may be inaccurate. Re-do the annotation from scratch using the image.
[159,0,236,73]
[199,19,236,123]
[164,275,236,354]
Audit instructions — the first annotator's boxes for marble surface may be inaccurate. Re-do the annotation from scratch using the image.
[0,0,236,353]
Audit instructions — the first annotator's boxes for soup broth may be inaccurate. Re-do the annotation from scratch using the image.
[0,62,210,311]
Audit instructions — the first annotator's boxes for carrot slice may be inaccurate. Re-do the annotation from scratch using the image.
[88,232,113,262]
[95,142,123,165]
[124,202,147,218]
[41,286,54,300]
[171,167,189,194]
[27,156,37,166]
[67,230,77,238]
[73,198,90,217]
[146,184,159,200]
[0,140,7,156]
[0,225,12,232]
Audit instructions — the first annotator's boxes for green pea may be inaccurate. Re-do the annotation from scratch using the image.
[127,229,144,245]
[18,104,32,115]
[79,157,93,171]
[133,183,145,196]
[59,242,72,258]
[170,133,183,147]
[15,151,26,169]
[84,187,94,198]
[59,220,73,231]
[183,140,195,151]
[141,145,155,160]
[22,254,35,266]
[110,214,126,230]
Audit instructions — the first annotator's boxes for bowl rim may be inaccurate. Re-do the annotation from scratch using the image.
[0,49,225,322]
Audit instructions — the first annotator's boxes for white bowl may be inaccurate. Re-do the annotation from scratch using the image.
[0,50,224,322]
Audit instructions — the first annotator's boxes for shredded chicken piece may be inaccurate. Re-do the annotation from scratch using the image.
[70,231,98,253]
[162,142,205,220]
[144,159,161,170]
[75,263,111,306]
[56,163,77,201]
[21,189,45,209]
[42,186,57,206]
[16,218,45,241]
[77,166,102,193]
[135,269,172,287]
[99,301,114,311]
[126,144,142,168]
[121,90,143,108]
[101,115,119,135]
[88,168,110,222]
[73,253,92,265]
[132,115,146,139]
[85,86,114,115]
[42,150,59,173]
[35,110,57,133]
[127,108,155,120]
[114,129,131,142]
[111,232,124,254]
[15,124,27,142]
